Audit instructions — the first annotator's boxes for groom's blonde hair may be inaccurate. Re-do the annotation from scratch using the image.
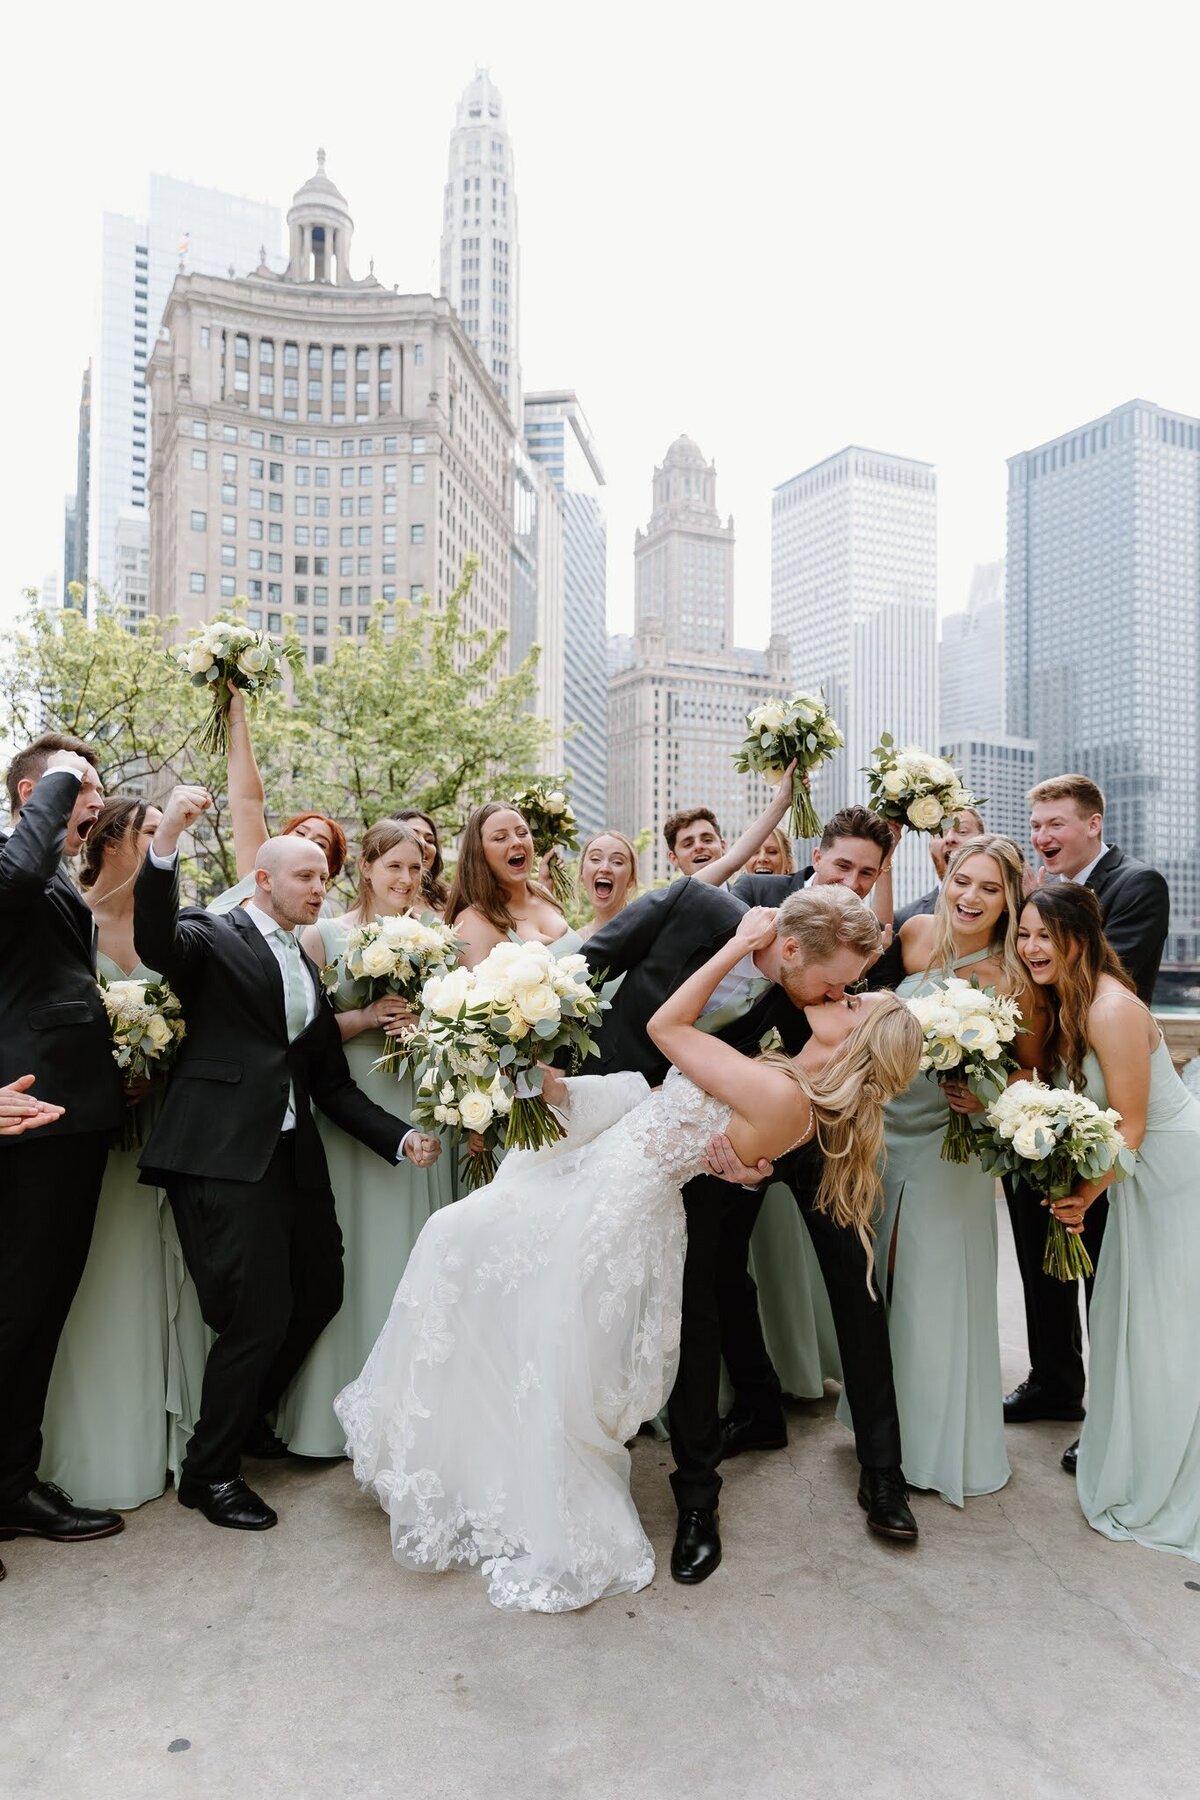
[775,885,882,960]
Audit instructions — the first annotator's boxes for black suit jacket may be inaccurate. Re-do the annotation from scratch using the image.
[583,877,810,1087]
[0,771,124,1137]
[1086,846,1170,1006]
[133,854,408,1187]
[895,886,939,927]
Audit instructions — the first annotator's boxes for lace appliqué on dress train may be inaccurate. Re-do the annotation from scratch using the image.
[335,1069,731,1613]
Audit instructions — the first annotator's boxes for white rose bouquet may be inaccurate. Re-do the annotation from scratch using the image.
[174,614,303,756]
[732,690,844,840]
[904,976,1024,1163]
[979,1080,1135,1280]
[99,975,187,1148]
[509,780,580,910]
[407,940,607,1189]
[332,914,461,1077]
[864,736,980,834]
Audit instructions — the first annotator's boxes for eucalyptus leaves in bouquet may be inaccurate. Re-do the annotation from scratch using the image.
[175,614,302,756]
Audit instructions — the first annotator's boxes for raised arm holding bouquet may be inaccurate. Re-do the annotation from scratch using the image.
[175,614,303,759]
[733,693,843,841]
[509,782,580,911]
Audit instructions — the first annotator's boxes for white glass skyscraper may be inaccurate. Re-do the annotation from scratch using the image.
[772,446,937,900]
[524,392,608,838]
[940,560,1005,739]
[88,175,281,598]
[440,69,520,414]
[1006,397,1200,966]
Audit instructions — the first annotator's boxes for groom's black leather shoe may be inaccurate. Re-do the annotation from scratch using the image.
[1003,1378,1086,1424]
[0,1481,123,1543]
[719,1407,788,1462]
[858,1468,918,1543]
[1061,1438,1080,1475]
[670,1509,721,1584]
[242,1421,290,1460]
[178,1475,277,1531]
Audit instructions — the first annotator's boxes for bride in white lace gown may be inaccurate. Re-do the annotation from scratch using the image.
[336,907,921,1613]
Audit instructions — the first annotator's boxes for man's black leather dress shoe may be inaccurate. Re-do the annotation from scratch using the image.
[0,1481,123,1543]
[719,1408,788,1462]
[858,1468,919,1542]
[242,1421,289,1460]
[670,1509,721,1584]
[178,1475,277,1531]
[1003,1378,1086,1424]
[1061,1438,1079,1475]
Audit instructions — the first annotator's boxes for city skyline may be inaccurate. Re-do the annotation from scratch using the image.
[8,5,1198,645]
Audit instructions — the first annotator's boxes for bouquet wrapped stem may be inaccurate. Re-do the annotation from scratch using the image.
[1042,1215,1095,1282]
[940,1099,979,1166]
[460,1139,498,1192]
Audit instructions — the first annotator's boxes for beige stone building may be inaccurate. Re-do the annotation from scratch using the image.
[147,154,514,662]
[608,438,791,883]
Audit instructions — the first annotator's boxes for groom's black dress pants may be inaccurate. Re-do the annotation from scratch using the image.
[1006,1176,1108,1408]
[0,1132,110,1507]
[670,1143,902,1514]
[165,1135,344,1482]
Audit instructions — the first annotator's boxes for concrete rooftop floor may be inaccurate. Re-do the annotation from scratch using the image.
[4,1203,1199,1800]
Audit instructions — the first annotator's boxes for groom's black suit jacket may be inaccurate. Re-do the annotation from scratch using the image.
[583,876,811,1084]
[1084,845,1169,1006]
[0,770,124,1137]
[133,855,408,1188]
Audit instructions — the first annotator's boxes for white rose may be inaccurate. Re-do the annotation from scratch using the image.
[545,791,567,813]
[505,949,551,991]
[511,983,560,1026]
[488,1074,514,1116]
[880,768,907,798]
[792,700,817,725]
[459,1090,495,1131]
[907,795,945,831]
[359,939,396,978]
[1012,1122,1050,1160]
[146,1013,174,1051]
[759,698,789,732]
[237,642,272,677]
[423,967,475,1016]
[187,641,215,675]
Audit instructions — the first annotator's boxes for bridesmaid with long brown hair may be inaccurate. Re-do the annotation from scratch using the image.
[40,799,209,1509]
[445,803,574,968]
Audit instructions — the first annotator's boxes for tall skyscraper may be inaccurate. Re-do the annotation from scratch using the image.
[88,175,282,601]
[524,391,608,838]
[147,155,514,659]
[440,68,520,414]
[772,445,937,900]
[511,443,565,767]
[609,437,790,883]
[1006,397,1200,966]
[62,363,91,606]
[940,560,1005,739]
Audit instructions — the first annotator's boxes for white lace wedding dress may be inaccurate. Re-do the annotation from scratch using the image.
[335,1069,730,1613]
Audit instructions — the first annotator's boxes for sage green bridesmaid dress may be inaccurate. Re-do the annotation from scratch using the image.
[747,1184,842,1399]
[838,949,1010,1506]
[1066,1035,1200,1562]
[274,916,456,1456]
[38,954,210,1510]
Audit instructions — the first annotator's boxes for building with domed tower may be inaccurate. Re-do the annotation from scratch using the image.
[608,437,791,882]
[146,152,514,660]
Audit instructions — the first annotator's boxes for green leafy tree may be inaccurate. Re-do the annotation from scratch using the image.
[0,562,553,895]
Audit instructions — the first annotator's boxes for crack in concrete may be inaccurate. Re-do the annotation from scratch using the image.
[994,1497,1200,1688]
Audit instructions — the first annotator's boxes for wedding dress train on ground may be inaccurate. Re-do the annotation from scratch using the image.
[336,1069,731,1613]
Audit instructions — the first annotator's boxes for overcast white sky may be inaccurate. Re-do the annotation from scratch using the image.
[4,0,1196,643]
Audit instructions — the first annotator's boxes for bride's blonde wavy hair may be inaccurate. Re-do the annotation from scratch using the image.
[761,995,922,1275]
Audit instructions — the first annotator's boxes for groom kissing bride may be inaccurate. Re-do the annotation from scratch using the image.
[337,878,923,1614]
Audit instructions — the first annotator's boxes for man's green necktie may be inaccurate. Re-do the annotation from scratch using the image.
[697,975,771,1035]
[274,926,309,1114]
